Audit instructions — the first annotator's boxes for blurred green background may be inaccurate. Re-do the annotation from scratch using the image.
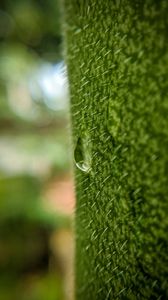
[0,1,74,299]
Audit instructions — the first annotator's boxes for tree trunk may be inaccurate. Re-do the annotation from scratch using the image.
[63,1,168,299]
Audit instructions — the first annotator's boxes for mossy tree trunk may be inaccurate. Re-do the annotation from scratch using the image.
[63,1,168,299]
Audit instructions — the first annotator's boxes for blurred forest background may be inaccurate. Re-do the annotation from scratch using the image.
[0,0,74,299]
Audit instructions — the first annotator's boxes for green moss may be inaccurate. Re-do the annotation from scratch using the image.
[64,1,168,299]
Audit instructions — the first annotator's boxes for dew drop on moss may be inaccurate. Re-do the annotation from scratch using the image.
[74,137,91,173]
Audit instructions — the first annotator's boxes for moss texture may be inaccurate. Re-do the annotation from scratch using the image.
[63,1,168,299]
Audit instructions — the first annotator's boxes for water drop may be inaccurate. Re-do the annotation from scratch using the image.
[74,137,91,173]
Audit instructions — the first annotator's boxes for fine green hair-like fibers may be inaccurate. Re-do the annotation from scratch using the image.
[63,1,168,299]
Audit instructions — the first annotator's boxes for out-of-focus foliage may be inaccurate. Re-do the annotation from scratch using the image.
[0,0,62,59]
[0,0,72,299]
[0,272,64,300]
